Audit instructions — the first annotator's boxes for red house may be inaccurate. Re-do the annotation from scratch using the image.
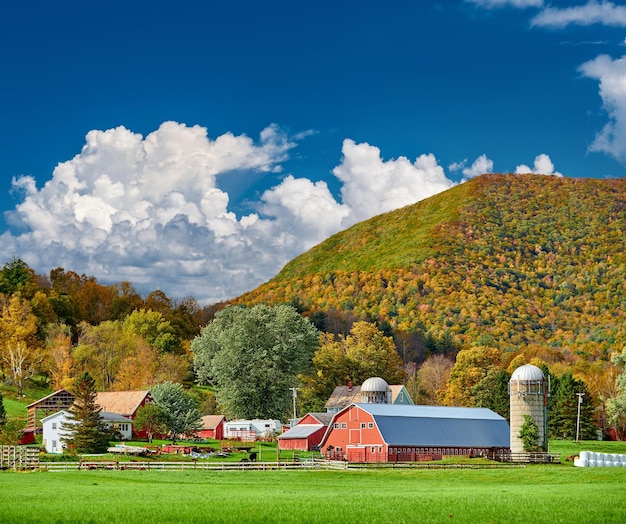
[278,413,333,451]
[197,415,225,440]
[95,390,153,439]
[320,403,510,462]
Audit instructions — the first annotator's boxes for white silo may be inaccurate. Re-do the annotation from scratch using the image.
[360,377,391,404]
[509,364,547,453]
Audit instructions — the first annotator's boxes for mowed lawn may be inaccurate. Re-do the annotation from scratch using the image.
[1,467,625,523]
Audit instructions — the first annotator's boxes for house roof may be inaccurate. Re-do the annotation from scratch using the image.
[325,383,410,410]
[325,385,361,409]
[95,391,151,416]
[41,410,131,424]
[278,424,324,439]
[200,415,225,430]
[324,403,510,448]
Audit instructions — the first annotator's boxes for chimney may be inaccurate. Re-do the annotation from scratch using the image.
[348,381,353,391]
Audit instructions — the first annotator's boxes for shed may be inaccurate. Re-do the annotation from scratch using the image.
[278,413,333,451]
[320,403,510,462]
[198,415,225,440]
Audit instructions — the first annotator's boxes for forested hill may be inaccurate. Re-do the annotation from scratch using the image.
[236,174,626,363]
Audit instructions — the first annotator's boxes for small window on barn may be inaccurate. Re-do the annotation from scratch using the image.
[368,422,374,429]
[334,423,339,429]
[341,423,347,429]
[360,423,366,429]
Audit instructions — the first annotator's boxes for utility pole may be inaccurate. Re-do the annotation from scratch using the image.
[289,387,298,423]
[576,393,585,442]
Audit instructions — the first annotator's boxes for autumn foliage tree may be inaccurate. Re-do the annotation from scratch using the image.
[0,295,46,395]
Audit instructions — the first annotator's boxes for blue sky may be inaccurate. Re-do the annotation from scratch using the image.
[1,0,626,303]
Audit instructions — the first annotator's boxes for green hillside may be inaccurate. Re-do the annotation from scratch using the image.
[237,174,626,362]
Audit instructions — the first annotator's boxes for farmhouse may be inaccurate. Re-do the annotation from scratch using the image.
[197,415,225,440]
[223,419,282,441]
[325,377,413,414]
[320,403,510,462]
[94,390,153,439]
[278,412,333,451]
[41,410,133,453]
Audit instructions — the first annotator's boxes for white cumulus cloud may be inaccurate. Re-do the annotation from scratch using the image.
[332,140,454,224]
[515,154,563,176]
[449,154,494,180]
[531,1,626,28]
[1,124,456,303]
[579,53,626,163]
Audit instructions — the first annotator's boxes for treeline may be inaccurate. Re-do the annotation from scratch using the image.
[0,258,224,397]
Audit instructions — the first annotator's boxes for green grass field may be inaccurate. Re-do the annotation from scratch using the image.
[1,466,625,523]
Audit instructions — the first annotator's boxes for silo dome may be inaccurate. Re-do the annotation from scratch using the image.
[361,377,388,392]
[510,364,544,382]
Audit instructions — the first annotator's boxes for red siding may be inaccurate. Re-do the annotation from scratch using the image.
[322,406,387,461]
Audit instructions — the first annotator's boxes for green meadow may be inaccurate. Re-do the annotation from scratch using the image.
[1,466,625,523]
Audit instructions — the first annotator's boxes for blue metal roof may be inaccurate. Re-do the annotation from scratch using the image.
[354,404,510,448]
[278,424,324,439]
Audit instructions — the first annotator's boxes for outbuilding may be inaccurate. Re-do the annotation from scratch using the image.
[223,419,282,441]
[278,413,333,451]
[197,415,225,440]
[320,403,510,462]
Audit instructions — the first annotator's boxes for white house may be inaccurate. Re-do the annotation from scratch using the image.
[223,419,282,441]
[42,410,133,453]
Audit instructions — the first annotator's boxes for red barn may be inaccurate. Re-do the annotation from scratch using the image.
[278,413,333,451]
[198,415,225,440]
[320,403,510,462]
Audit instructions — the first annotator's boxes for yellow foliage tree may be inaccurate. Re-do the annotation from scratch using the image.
[443,345,501,407]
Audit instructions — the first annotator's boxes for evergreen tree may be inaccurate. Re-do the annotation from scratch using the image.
[0,391,6,429]
[519,414,541,452]
[61,372,113,453]
[548,372,596,440]
[473,369,511,421]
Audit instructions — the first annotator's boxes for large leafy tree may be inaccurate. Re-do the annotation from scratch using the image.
[191,304,319,420]
[133,403,168,443]
[299,321,405,412]
[122,309,180,353]
[442,345,501,407]
[150,382,202,443]
[0,258,37,297]
[61,372,113,454]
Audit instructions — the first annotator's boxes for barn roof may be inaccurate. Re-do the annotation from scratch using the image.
[325,383,410,410]
[278,424,324,439]
[325,404,510,448]
[306,413,333,426]
[95,391,151,417]
[200,415,225,430]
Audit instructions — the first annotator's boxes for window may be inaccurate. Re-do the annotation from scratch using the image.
[360,423,366,429]
[52,422,57,430]
[341,422,347,429]
[334,423,339,429]
[52,440,57,449]
[368,422,374,429]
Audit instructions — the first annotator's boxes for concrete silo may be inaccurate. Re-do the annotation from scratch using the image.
[509,364,547,453]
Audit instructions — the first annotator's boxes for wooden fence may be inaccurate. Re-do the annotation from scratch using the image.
[0,446,40,470]
[37,459,526,472]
